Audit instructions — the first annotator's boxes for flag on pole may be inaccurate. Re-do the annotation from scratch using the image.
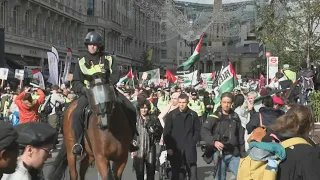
[146,49,153,61]
[177,33,205,71]
[214,61,238,104]
[30,69,45,89]
[165,69,177,83]
[117,69,133,85]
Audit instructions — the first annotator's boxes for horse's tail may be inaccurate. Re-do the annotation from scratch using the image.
[48,141,68,180]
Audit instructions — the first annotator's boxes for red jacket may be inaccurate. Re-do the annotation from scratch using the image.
[15,89,45,123]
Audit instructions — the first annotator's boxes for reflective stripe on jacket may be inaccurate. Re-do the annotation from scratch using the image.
[188,99,205,116]
[78,55,113,88]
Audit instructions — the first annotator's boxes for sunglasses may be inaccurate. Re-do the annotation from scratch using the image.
[41,147,53,154]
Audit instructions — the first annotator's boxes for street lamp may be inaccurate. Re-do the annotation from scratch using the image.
[204,51,215,73]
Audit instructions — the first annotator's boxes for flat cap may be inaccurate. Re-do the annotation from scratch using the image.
[0,121,19,151]
[14,122,57,147]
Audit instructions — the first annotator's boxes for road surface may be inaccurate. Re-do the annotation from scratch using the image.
[42,145,235,180]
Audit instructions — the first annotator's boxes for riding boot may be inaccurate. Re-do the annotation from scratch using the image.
[72,126,84,155]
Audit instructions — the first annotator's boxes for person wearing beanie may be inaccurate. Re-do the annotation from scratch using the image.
[2,122,57,180]
[0,122,19,179]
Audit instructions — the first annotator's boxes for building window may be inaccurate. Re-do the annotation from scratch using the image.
[24,10,32,36]
[87,0,94,16]
[0,1,8,30]
[185,52,187,57]
[161,50,167,59]
[52,21,58,44]
[12,6,20,34]
[179,51,182,56]
[72,0,76,9]
[180,41,182,47]
[44,17,50,41]
[35,15,40,38]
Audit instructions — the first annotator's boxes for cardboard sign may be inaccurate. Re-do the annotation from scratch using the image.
[0,68,9,80]
[15,69,24,80]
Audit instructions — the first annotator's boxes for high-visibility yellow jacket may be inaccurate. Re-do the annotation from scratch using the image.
[188,99,205,117]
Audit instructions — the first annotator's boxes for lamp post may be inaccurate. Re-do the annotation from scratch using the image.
[204,50,215,73]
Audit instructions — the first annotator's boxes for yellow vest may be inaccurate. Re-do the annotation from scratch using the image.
[78,55,113,88]
[283,69,296,82]
[188,99,205,117]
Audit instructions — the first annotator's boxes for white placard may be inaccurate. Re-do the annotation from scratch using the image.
[14,69,24,80]
[268,57,279,79]
[0,68,8,80]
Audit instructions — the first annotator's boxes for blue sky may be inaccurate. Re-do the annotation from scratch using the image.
[176,0,252,4]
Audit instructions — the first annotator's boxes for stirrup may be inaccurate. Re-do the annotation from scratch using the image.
[72,143,84,156]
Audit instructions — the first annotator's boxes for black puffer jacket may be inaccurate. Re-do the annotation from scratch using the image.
[246,107,284,134]
[201,108,246,157]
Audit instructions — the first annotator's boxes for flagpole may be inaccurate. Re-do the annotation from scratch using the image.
[131,68,135,88]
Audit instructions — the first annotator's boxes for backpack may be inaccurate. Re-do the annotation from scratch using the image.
[300,70,314,91]
[237,137,311,180]
[38,95,53,115]
[315,71,320,84]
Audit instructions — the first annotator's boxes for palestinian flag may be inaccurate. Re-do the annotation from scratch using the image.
[214,61,238,104]
[117,69,133,85]
[165,69,177,83]
[30,69,45,89]
[177,33,205,71]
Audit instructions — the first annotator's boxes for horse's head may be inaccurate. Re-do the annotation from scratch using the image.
[87,72,116,129]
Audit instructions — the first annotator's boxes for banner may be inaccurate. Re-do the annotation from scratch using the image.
[47,52,59,85]
[177,70,198,86]
[14,69,24,80]
[62,48,72,83]
[139,69,161,86]
[24,66,42,78]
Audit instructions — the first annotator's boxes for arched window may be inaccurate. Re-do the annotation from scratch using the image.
[12,6,20,34]
[44,17,50,41]
[35,15,40,38]
[0,1,8,29]
[24,10,32,36]
[60,23,66,46]
[52,20,58,44]
[67,25,72,47]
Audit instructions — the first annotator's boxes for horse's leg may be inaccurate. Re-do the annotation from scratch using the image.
[112,156,128,180]
[95,155,110,180]
[79,154,94,180]
[67,152,78,180]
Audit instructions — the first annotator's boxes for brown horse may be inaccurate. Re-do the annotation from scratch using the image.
[48,73,133,180]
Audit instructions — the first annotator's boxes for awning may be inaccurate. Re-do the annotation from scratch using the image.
[5,54,39,69]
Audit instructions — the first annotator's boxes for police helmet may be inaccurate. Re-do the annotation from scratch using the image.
[84,31,103,48]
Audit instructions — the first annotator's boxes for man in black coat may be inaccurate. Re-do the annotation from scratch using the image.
[201,92,246,180]
[163,93,201,180]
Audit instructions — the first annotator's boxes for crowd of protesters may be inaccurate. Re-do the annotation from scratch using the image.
[0,62,318,180]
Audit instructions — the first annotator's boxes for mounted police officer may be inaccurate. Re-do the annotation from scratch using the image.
[71,31,139,155]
